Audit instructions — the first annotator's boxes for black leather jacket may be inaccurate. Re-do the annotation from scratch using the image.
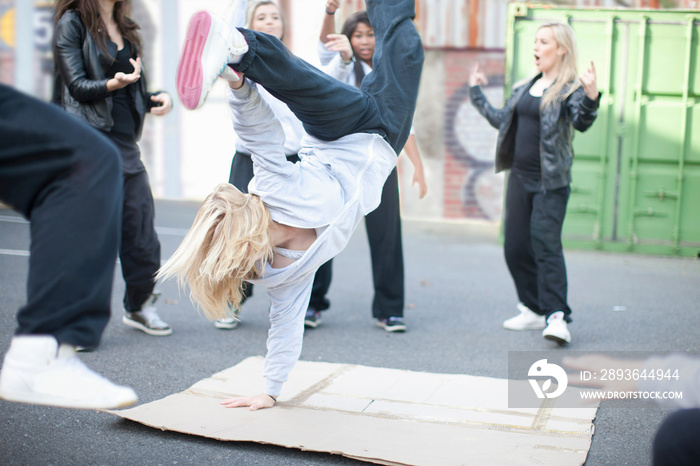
[52,10,158,140]
[469,74,600,190]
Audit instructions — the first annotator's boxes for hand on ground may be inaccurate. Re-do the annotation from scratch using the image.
[221,393,276,411]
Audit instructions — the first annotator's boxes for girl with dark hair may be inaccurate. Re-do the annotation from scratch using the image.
[315,1,427,333]
[52,0,173,338]
[321,9,373,87]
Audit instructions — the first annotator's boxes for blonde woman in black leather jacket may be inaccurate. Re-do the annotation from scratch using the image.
[53,0,173,338]
[469,22,600,345]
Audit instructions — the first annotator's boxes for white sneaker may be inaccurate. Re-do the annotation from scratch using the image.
[503,303,546,330]
[123,293,172,336]
[176,10,248,110]
[0,336,137,409]
[542,311,571,344]
[215,317,239,330]
[214,306,240,330]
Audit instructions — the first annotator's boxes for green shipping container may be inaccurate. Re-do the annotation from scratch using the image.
[505,3,700,257]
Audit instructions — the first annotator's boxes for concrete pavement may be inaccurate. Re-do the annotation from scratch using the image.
[1,200,698,465]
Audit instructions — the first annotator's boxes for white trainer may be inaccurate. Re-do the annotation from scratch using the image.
[0,336,137,409]
[214,307,240,330]
[542,311,571,344]
[176,10,248,110]
[503,303,546,330]
[123,293,172,336]
[215,317,239,330]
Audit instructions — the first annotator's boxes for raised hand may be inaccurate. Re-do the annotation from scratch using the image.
[324,33,354,63]
[325,0,340,15]
[579,60,598,100]
[468,61,488,87]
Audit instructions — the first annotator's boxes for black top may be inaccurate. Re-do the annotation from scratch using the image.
[106,40,138,136]
[512,91,541,175]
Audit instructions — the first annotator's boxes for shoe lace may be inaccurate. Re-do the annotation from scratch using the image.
[140,306,167,327]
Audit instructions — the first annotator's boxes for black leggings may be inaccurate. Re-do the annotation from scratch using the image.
[503,173,571,320]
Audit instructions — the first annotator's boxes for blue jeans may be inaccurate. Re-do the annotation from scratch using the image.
[232,0,423,155]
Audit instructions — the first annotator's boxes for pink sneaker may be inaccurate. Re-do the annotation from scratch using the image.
[176,11,247,110]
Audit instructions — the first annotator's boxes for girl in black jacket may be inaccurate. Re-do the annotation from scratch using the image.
[53,0,173,337]
[469,22,600,345]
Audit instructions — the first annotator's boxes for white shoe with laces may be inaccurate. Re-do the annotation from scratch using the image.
[123,293,172,336]
[215,306,240,330]
[503,303,546,330]
[215,318,238,329]
[177,10,248,110]
[0,336,137,409]
[542,311,571,344]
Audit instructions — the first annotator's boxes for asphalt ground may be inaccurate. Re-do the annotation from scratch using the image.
[1,199,698,465]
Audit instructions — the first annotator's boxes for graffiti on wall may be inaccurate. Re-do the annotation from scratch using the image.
[444,74,505,221]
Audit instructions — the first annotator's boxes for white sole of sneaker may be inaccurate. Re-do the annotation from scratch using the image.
[214,321,239,330]
[176,11,246,110]
[177,11,229,110]
[122,316,173,336]
[376,322,407,333]
[304,319,321,329]
[503,322,546,331]
[176,11,210,110]
[0,387,137,410]
[543,333,571,345]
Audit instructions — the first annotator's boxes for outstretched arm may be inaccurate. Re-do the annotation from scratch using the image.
[319,0,340,44]
[221,276,314,410]
[318,1,342,66]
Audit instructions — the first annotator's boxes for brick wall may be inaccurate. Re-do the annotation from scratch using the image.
[441,49,505,221]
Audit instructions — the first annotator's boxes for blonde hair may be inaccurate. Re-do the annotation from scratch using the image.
[246,0,285,39]
[539,22,581,109]
[157,183,274,320]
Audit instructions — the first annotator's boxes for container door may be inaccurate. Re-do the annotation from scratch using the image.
[506,4,700,256]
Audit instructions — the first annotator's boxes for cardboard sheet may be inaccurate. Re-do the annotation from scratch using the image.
[110,357,599,465]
